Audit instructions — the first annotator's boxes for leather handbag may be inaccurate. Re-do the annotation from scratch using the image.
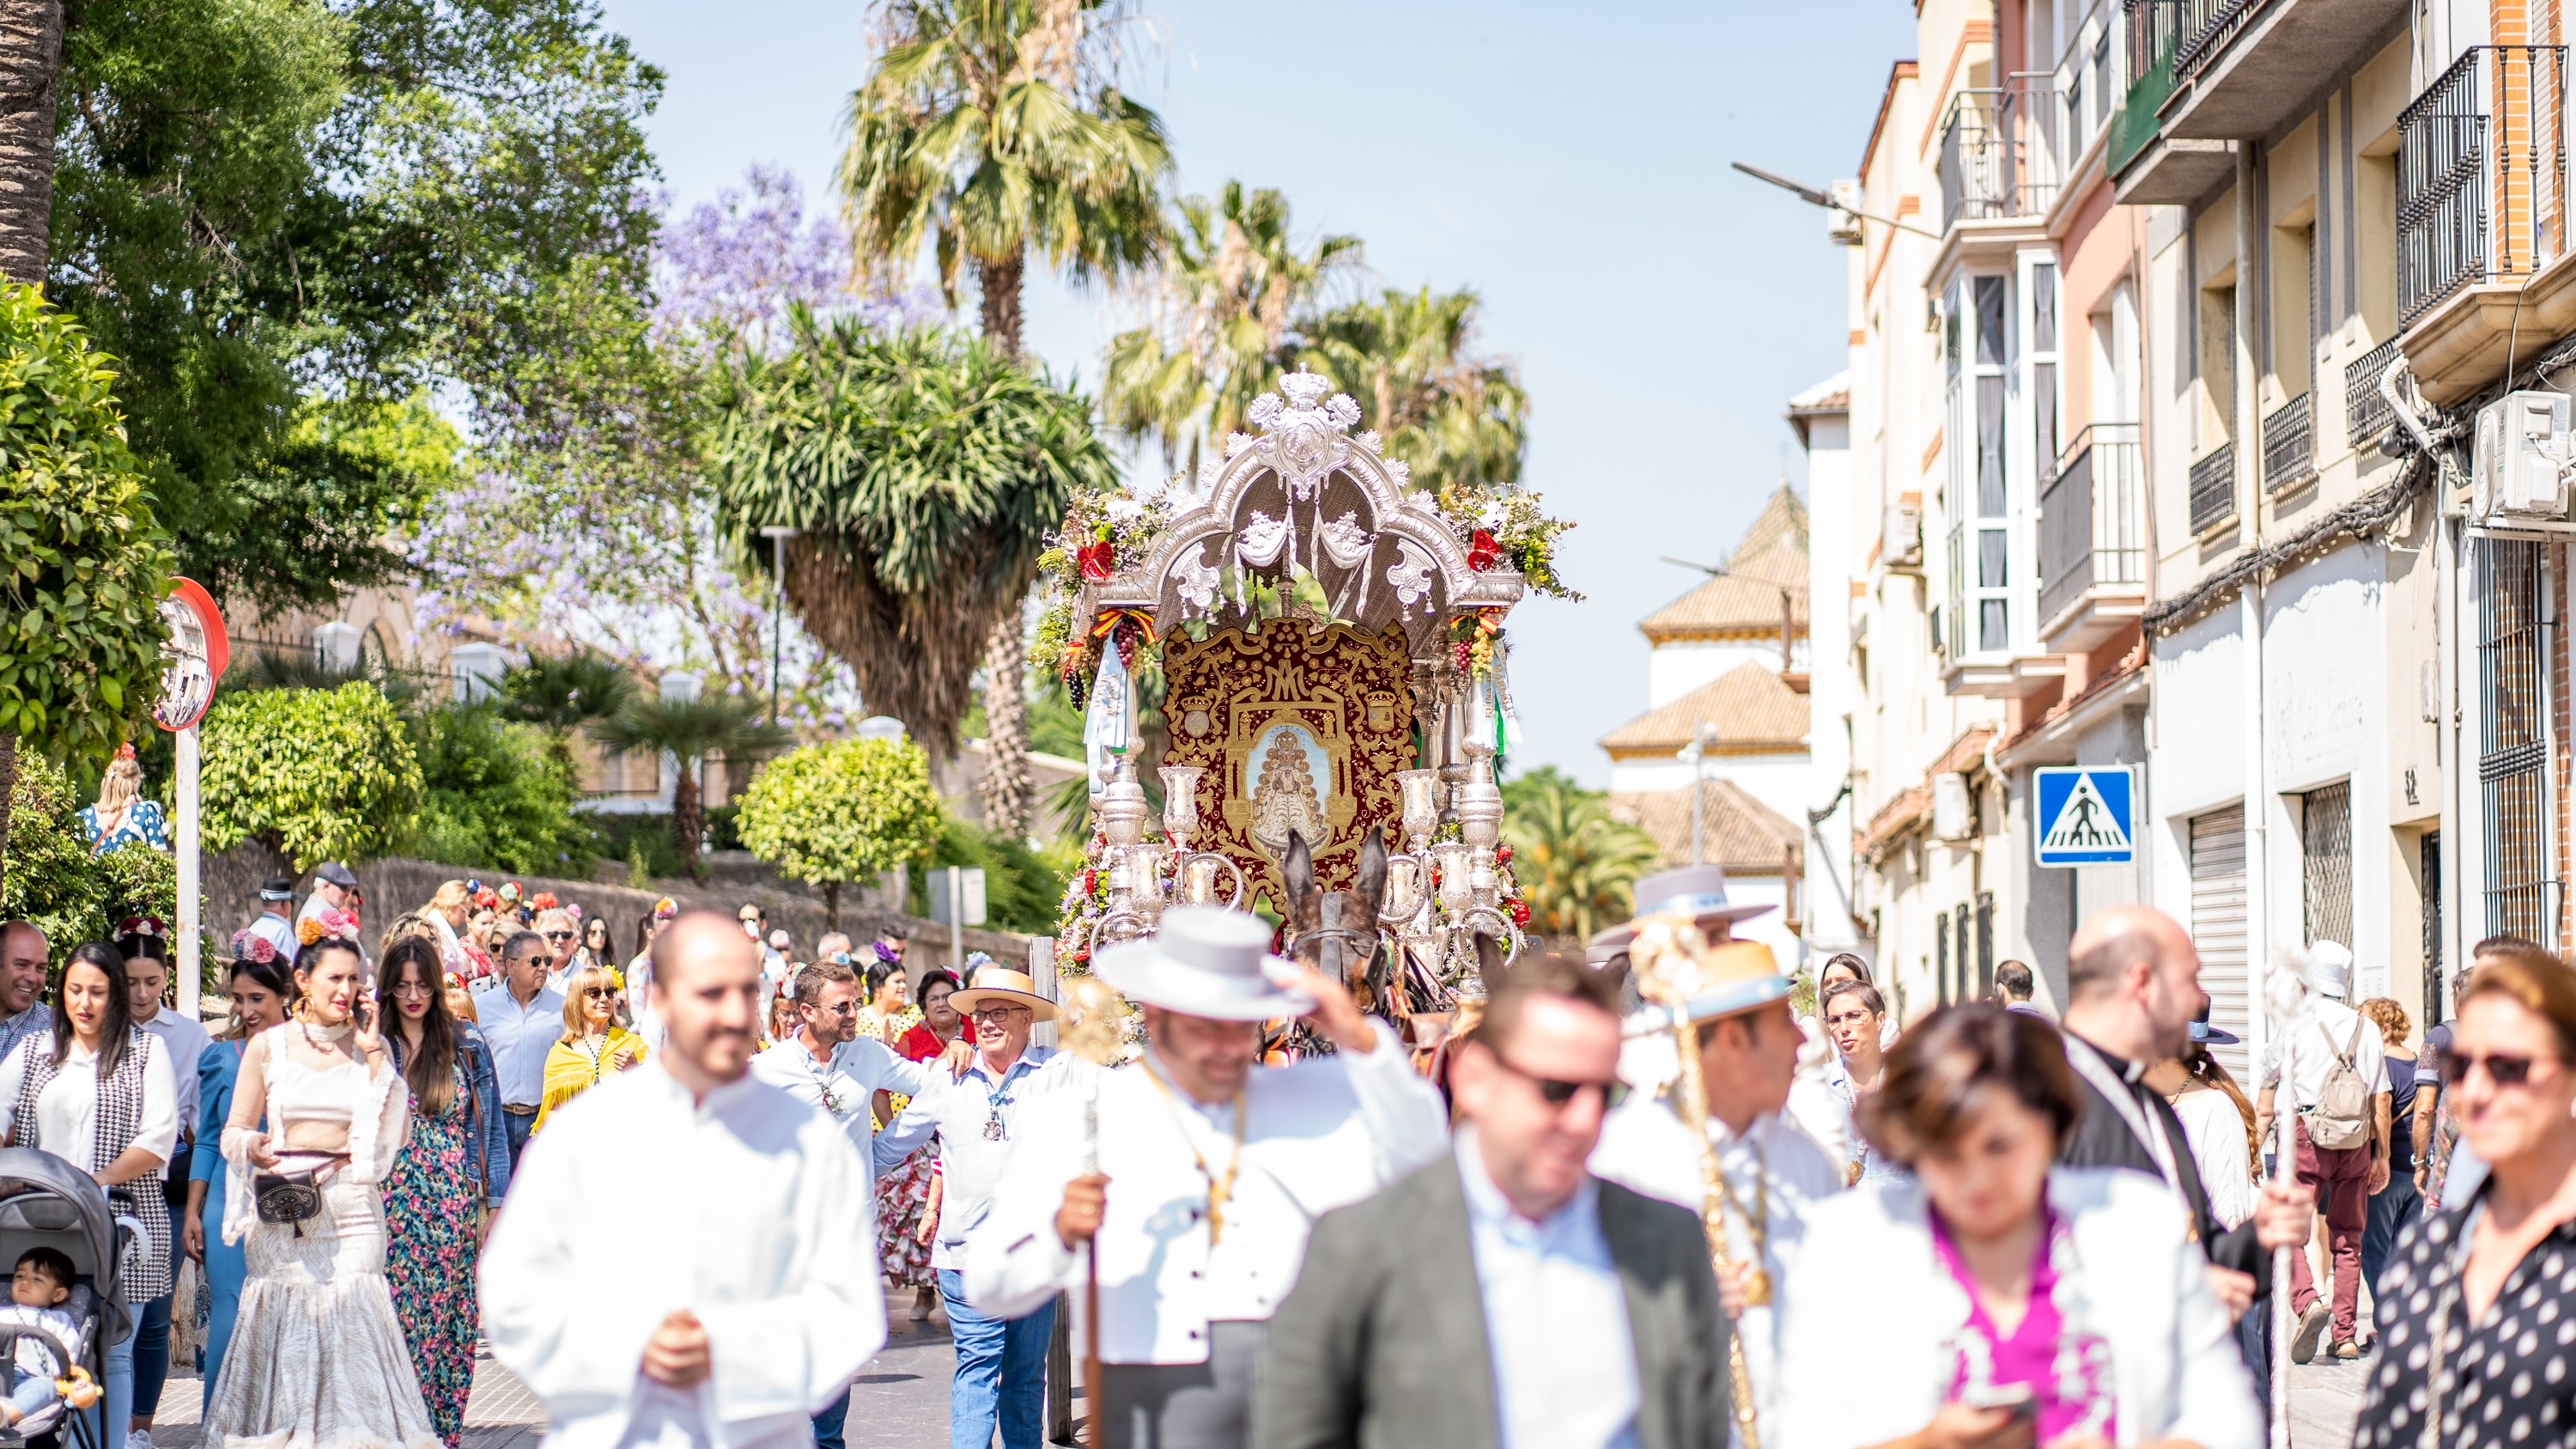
[253,1149,349,1229]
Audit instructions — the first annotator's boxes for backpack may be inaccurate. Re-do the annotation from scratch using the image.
[2302,1019,2372,1151]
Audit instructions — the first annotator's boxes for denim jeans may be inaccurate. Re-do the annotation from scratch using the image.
[503,1110,537,1172]
[811,1383,849,1449]
[98,1302,137,1449]
[2362,1173,2424,1305]
[939,1268,1054,1449]
[130,1292,172,1425]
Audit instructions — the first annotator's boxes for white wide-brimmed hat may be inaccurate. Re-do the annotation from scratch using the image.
[1091,907,1315,1022]
[950,965,1059,1022]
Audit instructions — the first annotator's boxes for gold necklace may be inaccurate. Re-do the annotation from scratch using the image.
[1139,1058,1249,1245]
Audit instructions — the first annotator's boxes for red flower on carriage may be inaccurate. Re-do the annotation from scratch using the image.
[1494,844,1513,867]
[1078,539,1116,581]
[1507,897,1531,928]
[1467,530,1502,571]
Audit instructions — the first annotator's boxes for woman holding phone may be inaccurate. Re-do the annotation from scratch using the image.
[204,935,440,1449]
[1777,1004,2260,1449]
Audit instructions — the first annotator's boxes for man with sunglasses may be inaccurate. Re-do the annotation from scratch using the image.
[1589,890,1846,1449]
[749,962,966,1179]
[874,965,1074,1449]
[1260,952,1731,1449]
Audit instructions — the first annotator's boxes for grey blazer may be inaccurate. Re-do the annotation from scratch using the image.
[1253,1155,1731,1449]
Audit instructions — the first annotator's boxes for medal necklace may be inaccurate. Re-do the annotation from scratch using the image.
[1139,1058,1248,1244]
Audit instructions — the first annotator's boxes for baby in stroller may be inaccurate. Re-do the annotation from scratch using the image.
[0,1249,94,1434]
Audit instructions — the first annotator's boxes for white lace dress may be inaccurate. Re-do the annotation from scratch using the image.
[207,1025,442,1449]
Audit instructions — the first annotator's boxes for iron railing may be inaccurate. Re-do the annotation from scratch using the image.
[2478,537,2561,941]
[2262,392,2313,490]
[2113,0,2182,174]
[2188,442,2236,533]
[2400,46,2569,324]
[2038,422,2145,625]
[1940,86,2067,230]
[2345,337,2403,447]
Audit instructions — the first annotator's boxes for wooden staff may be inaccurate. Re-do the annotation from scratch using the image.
[1668,1010,1765,1449]
[1060,976,1126,1449]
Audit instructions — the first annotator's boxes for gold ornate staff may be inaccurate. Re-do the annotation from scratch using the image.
[1631,916,1765,1449]
[1057,975,1127,1449]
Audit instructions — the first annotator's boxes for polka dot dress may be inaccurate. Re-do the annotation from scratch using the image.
[2356,1202,2576,1447]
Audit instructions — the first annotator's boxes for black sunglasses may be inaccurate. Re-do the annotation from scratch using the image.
[580,987,616,1000]
[1492,1051,1631,1110]
[2444,1048,2542,1087]
[544,930,577,942]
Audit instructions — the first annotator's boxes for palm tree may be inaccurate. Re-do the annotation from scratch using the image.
[840,0,1170,837]
[588,694,792,878]
[0,0,59,284]
[705,314,1118,772]
[1502,769,1660,948]
[500,650,640,776]
[839,0,1170,359]
[1100,182,1361,481]
[1297,287,1528,494]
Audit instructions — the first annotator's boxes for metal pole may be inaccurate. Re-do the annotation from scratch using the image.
[770,539,785,726]
[1691,722,1710,866]
[951,868,964,978]
[176,724,201,1020]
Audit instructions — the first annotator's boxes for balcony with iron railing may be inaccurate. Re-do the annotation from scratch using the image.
[1939,86,2068,231]
[2401,46,2569,326]
[2112,0,2412,204]
[2038,423,2146,649]
[2261,393,2313,491]
[2188,442,2237,534]
[2344,338,2403,447]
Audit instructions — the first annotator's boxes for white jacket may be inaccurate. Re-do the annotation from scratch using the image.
[963,1022,1447,1364]
[1776,1168,2260,1449]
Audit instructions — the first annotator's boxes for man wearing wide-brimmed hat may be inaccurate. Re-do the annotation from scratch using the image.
[1588,866,1845,1449]
[875,964,1076,1449]
[965,907,1447,1449]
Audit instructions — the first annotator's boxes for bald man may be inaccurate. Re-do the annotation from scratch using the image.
[483,912,888,1449]
[2057,905,2312,1379]
[0,922,53,1065]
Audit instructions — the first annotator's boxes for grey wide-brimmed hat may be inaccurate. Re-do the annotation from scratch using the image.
[1596,864,1777,951]
[1091,907,1314,1022]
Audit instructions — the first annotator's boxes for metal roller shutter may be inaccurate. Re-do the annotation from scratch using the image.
[2192,806,2251,1081]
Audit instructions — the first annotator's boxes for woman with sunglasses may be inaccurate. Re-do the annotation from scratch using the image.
[1777,1003,2260,1449]
[531,966,645,1131]
[2354,948,2576,1447]
[380,935,509,1448]
[878,968,965,1322]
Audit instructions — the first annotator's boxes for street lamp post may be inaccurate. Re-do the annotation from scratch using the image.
[1680,721,1715,865]
[758,526,799,725]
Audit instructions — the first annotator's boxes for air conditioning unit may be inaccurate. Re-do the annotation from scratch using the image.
[2471,390,2575,527]
[1931,771,1975,841]
[1827,180,1864,246]
[1882,497,1923,567]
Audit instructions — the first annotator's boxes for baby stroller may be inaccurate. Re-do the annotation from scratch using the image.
[0,1149,126,1449]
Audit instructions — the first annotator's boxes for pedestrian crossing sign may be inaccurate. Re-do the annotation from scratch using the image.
[2034,767,2136,868]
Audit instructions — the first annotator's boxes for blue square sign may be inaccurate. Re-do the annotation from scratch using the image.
[2034,767,2136,868]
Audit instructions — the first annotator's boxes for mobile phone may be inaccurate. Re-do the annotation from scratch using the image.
[1959,1383,2037,1421]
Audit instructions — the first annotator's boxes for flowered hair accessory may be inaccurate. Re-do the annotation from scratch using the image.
[532,892,558,910]
[113,742,137,762]
[229,928,280,965]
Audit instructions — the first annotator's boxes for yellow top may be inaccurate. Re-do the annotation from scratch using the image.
[532,1027,647,1131]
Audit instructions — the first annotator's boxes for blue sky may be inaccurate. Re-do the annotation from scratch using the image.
[598,0,1920,788]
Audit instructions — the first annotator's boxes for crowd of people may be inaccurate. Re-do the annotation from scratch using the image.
[2,849,2574,1449]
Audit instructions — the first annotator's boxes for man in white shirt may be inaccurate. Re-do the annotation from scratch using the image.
[2253,939,2391,1364]
[482,910,885,1449]
[471,931,565,1171]
[1257,952,1731,1449]
[746,963,952,1195]
[1590,921,1844,1449]
[0,923,53,1067]
[966,907,1447,1449]
[875,965,1073,1449]
[237,880,299,965]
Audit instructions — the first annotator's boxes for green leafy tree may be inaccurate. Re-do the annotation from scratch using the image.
[1501,767,1659,948]
[500,651,641,774]
[1101,183,1361,481]
[588,693,790,877]
[0,754,173,948]
[706,316,1118,764]
[841,0,1170,836]
[912,808,1072,935]
[413,703,594,875]
[1297,287,1528,494]
[0,283,175,868]
[738,737,941,928]
[200,681,426,873]
[47,0,660,614]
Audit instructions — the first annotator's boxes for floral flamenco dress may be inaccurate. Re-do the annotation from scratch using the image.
[863,1005,940,1290]
[381,1058,483,1447]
